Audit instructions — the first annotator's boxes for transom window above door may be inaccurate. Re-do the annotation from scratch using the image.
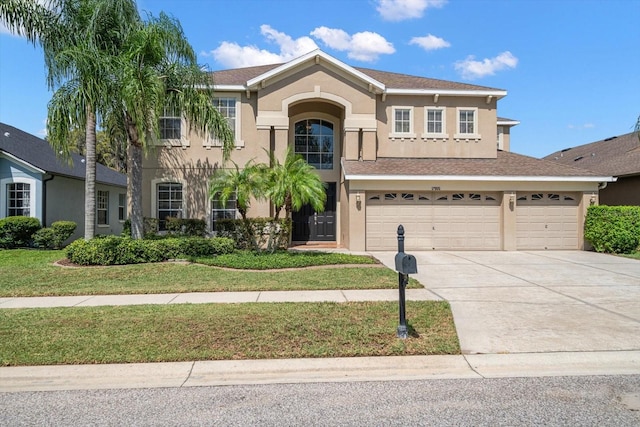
[294,119,334,170]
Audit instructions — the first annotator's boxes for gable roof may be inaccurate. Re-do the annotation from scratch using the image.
[543,131,640,177]
[342,151,613,182]
[0,122,127,187]
[211,49,506,98]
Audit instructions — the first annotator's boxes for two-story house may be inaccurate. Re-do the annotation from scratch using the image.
[142,49,613,251]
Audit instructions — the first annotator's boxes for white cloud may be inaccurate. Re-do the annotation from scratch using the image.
[311,27,395,62]
[377,0,447,22]
[409,34,450,51]
[205,25,318,68]
[568,123,595,130]
[454,51,518,80]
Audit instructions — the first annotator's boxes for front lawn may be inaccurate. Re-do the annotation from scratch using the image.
[0,249,419,297]
[0,301,460,366]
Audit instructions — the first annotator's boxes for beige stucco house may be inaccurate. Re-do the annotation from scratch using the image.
[142,49,613,251]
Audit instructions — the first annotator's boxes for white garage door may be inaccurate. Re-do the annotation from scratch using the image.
[516,193,579,250]
[366,192,501,251]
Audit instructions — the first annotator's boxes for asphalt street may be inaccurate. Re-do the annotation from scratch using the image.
[2,375,640,426]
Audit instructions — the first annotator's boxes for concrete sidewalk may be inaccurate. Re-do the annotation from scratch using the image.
[2,351,639,392]
[0,288,440,308]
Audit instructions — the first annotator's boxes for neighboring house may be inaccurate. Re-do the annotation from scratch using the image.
[0,122,127,240]
[143,49,613,251]
[544,131,639,206]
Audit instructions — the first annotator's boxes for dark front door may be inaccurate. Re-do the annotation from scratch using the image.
[292,182,336,242]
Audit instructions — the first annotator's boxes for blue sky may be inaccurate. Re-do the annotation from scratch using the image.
[1,0,638,158]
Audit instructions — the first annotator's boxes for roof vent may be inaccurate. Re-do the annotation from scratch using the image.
[561,148,572,152]
[604,136,618,141]
[574,156,584,161]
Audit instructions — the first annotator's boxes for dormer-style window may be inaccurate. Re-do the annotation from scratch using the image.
[454,107,481,140]
[390,106,416,139]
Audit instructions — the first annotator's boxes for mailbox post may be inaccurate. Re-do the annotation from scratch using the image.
[394,225,417,339]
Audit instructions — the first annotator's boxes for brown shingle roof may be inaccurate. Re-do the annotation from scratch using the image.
[210,63,503,92]
[343,151,605,178]
[543,132,640,177]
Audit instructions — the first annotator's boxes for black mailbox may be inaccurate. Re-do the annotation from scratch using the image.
[395,253,417,275]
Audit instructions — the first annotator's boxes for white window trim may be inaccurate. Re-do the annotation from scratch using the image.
[155,111,189,148]
[497,126,504,150]
[454,107,481,140]
[0,177,37,219]
[389,106,416,140]
[422,106,448,140]
[151,178,187,221]
[205,94,244,149]
[96,190,110,227]
[118,193,126,223]
[209,188,238,235]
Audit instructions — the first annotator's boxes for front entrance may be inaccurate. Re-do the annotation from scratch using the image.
[292,182,336,242]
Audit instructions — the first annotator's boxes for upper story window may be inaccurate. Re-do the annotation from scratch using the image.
[294,119,334,169]
[423,107,447,139]
[207,96,243,148]
[159,106,181,140]
[157,182,182,230]
[97,190,109,226]
[455,107,481,139]
[7,183,30,216]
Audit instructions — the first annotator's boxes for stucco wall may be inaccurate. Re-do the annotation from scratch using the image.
[599,176,640,206]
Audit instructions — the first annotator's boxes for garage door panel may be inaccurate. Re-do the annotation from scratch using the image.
[516,193,579,250]
[366,192,501,251]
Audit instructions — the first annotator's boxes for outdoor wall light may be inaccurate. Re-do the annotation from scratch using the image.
[509,194,515,204]
[590,194,597,205]
[356,192,361,202]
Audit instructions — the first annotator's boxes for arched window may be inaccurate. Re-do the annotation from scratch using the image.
[294,119,334,169]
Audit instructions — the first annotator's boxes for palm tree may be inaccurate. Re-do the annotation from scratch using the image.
[1,0,139,240]
[266,148,326,221]
[111,12,234,239]
[209,160,265,221]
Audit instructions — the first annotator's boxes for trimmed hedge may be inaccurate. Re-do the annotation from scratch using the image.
[584,205,640,254]
[66,236,235,266]
[33,221,77,249]
[0,216,41,248]
[215,218,291,252]
[165,217,207,237]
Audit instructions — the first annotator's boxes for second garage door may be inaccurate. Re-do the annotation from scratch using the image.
[516,193,580,250]
[366,192,501,251]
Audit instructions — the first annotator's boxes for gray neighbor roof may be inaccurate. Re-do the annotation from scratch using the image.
[343,151,607,180]
[0,122,126,187]
[543,131,640,178]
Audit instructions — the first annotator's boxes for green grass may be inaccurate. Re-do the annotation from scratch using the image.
[621,251,640,260]
[0,249,419,297]
[0,301,460,366]
[195,250,377,269]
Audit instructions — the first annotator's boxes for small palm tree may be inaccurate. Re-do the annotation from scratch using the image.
[209,160,265,221]
[266,148,326,221]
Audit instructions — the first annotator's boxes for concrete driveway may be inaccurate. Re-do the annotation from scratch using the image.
[371,251,640,355]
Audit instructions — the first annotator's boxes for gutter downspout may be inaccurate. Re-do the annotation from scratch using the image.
[42,174,55,227]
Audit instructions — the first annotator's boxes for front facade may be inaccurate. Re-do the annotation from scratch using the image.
[0,123,127,241]
[143,50,612,251]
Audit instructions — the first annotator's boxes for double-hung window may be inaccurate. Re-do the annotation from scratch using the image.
[423,107,447,138]
[208,96,243,148]
[159,106,181,140]
[157,182,182,230]
[211,192,237,232]
[7,183,30,216]
[390,107,415,139]
[455,108,480,139]
[118,193,126,221]
[97,190,109,225]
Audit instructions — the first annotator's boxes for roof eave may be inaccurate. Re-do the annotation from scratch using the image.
[343,174,616,182]
[0,151,46,174]
[385,88,508,99]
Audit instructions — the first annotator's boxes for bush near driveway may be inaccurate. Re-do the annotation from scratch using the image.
[585,206,640,254]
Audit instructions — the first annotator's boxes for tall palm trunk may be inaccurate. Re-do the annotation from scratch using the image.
[125,114,144,239]
[84,108,96,240]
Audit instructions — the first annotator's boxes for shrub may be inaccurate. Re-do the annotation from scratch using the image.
[66,235,235,265]
[33,220,77,249]
[0,216,41,248]
[165,217,207,237]
[122,218,160,238]
[215,218,291,252]
[584,205,640,254]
